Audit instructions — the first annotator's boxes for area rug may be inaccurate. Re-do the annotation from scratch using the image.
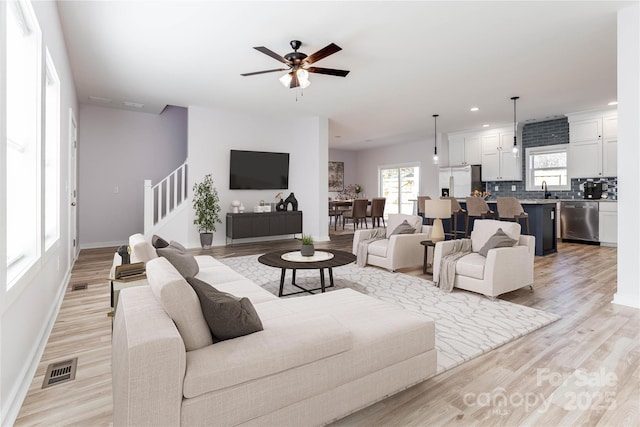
[220,255,560,374]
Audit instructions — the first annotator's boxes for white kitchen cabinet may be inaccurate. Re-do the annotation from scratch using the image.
[480,130,521,181]
[569,118,602,143]
[448,134,481,166]
[567,110,617,178]
[599,202,617,245]
[464,135,482,165]
[602,139,617,177]
[569,140,603,178]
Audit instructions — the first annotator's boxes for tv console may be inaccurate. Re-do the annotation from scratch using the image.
[226,211,302,244]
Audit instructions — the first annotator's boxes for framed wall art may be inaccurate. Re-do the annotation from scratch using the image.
[328,161,344,192]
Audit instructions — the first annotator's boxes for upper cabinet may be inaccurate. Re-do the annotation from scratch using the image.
[567,110,617,178]
[448,134,481,166]
[480,127,522,181]
[447,127,521,181]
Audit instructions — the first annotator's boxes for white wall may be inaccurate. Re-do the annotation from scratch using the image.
[78,105,187,247]
[187,106,329,246]
[328,148,357,197]
[0,2,78,424]
[354,136,442,202]
[614,3,640,309]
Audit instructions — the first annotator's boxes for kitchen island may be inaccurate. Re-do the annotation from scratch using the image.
[457,199,557,256]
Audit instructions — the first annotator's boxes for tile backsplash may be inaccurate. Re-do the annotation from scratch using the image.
[484,118,618,200]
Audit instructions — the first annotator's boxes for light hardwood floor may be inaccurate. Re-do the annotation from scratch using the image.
[14,234,639,426]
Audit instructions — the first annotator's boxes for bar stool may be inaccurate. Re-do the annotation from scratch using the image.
[465,196,496,233]
[496,197,530,234]
[442,196,468,238]
[417,196,432,224]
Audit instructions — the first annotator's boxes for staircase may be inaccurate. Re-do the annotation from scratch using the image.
[144,161,189,237]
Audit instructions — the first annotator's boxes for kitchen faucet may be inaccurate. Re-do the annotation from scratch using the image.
[541,180,552,199]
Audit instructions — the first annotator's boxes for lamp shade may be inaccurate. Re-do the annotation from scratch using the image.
[424,199,451,219]
[424,199,451,242]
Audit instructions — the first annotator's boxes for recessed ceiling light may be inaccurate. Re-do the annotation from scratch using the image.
[123,101,144,108]
[88,95,112,103]
[608,101,618,106]
[482,124,490,128]
[470,107,479,112]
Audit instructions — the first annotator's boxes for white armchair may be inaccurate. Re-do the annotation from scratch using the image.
[352,214,432,272]
[432,220,535,298]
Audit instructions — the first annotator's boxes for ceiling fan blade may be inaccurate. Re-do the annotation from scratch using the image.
[253,46,290,65]
[241,68,288,76]
[290,71,300,88]
[307,67,350,77]
[304,43,342,65]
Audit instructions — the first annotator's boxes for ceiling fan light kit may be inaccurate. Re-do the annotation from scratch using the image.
[242,40,350,89]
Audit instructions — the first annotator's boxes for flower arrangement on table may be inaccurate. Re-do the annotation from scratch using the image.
[472,190,491,200]
[337,184,363,200]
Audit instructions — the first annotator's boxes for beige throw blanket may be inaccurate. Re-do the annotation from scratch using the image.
[356,228,388,267]
[437,239,472,292]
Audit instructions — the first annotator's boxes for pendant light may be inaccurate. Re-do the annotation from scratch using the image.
[432,114,439,165]
[511,96,519,156]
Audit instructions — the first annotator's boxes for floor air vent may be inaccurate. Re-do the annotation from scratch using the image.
[71,283,88,291]
[42,358,78,389]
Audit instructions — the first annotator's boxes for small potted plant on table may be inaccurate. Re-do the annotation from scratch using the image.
[300,234,315,257]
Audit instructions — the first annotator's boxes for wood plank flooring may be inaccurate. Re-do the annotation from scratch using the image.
[14,234,639,426]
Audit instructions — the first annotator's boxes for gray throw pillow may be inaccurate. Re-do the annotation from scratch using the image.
[157,246,199,277]
[186,277,264,341]
[390,220,417,236]
[478,228,518,257]
[169,240,187,252]
[151,235,170,249]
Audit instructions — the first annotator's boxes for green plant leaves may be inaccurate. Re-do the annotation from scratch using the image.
[192,174,222,233]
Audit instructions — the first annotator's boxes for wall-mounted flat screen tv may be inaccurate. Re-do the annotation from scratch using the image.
[229,150,290,190]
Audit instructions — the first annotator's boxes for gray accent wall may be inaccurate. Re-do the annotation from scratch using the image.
[78,104,188,246]
[484,118,617,200]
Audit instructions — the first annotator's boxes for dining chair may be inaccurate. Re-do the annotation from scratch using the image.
[367,198,386,228]
[328,198,342,229]
[343,199,369,230]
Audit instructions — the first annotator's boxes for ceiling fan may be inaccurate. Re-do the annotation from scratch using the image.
[241,40,350,89]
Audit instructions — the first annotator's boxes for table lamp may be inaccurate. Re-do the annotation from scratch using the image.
[424,199,452,242]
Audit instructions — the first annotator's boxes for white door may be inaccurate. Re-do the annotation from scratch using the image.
[68,110,78,266]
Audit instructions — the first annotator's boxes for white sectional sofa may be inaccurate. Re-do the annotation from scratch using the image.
[112,235,437,426]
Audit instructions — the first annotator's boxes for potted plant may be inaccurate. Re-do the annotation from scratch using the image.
[300,234,315,257]
[192,174,222,249]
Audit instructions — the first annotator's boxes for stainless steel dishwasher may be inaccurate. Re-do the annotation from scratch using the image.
[560,201,599,242]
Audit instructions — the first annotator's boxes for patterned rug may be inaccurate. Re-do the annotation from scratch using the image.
[220,255,560,374]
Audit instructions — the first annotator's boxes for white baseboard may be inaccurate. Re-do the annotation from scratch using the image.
[79,240,126,250]
[612,292,640,309]
[2,267,72,426]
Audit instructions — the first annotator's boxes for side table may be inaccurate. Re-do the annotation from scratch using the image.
[420,240,435,275]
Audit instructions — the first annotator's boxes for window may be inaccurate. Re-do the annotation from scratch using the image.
[379,164,420,215]
[5,0,42,288]
[525,144,570,191]
[45,49,60,250]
